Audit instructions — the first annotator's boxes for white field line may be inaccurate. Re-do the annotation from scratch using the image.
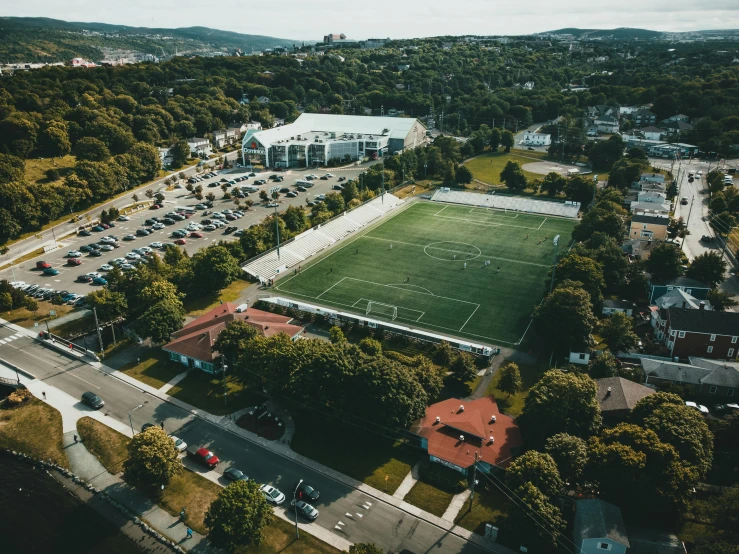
[434,205,448,216]
[344,276,481,306]
[458,304,480,333]
[537,217,548,230]
[469,207,519,219]
[433,212,546,231]
[316,277,347,299]
[362,235,550,268]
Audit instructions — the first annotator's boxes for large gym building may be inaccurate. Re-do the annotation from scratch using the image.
[241,113,427,168]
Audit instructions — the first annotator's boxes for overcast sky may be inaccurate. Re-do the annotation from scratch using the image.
[6,0,739,41]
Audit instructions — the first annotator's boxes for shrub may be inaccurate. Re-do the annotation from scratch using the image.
[418,459,468,493]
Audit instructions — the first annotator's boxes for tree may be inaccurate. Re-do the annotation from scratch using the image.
[86,289,127,321]
[541,172,566,197]
[505,450,563,498]
[564,176,596,205]
[497,362,522,397]
[170,139,191,168]
[600,312,639,353]
[489,128,501,151]
[455,165,473,185]
[324,192,345,214]
[213,320,260,362]
[123,426,183,492]
[645,242,682,282]
[572,206,625,243]
[687,251,727,289]
[281,205,307,233]
[205,480,272,550]
[707,288,739,312]
[552,254,605,308]
[329,326,346,344]
[505,482,565,551]
[499,160,527,191]
[259,190,269,203]
[450,352,476,383]
[588,135,624,170]
[533,286,597,353]
[545,433,588,485]
[501,130,514,152]
[589,350,618,378]
[191,245,241,294]
[349,544,384,554]
[137,300,185,343]
[520,370,601,446]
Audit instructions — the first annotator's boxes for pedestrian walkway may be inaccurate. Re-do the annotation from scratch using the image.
[393,462,420,500]
[159,370,190,394]
[442,489,471,522]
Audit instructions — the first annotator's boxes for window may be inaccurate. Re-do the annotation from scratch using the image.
[708,346,713,353]
[678,331,686,338]
[670,330,676,337]
[686,289,692,294]
[710,386,718,394]
[643,224,648,229]
[579,353,586,360]
[598,544,612,551]
[732,337,737,344]
[729,389,735,397]
[710,334,716,342]
[729,349,735,358]
[667,286,674,291]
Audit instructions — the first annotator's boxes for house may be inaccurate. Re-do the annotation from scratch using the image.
[273,118,285,127]
[662,114,690,124]
[412,396,523,477]
[212,129,228,149]
[648,276,711,303]
[157,146,174,167]
[595,377,655,420]
[641,357,739,397]
[626,527,686,554]
[603,299,636,316]
[522,131,551,146]
[397,64,410,71]
[630,213,669,242]
[594,114,620,134]
[587,105,618,118]
[630,201,670,215]
[573,499,629,554]
[187,137,212,158]
[245,121,262,131]
[635,173,666,190]
[257,96,270,104]
[659,307,739,360]
[640,126,666,140]
[632,109,657,127]
[662,120,693,136]
[654,288,713,311]
[163,302,304,374]
[569,349,592,365]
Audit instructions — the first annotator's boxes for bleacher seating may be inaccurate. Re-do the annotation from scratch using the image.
[243,193,403,280]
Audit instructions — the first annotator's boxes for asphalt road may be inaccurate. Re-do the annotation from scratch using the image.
[1,164,371,296]
[0,325,493,554]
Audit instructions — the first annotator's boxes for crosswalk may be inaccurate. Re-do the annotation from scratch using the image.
[0,332,24,345]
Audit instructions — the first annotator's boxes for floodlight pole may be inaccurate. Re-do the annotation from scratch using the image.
[549,235,560,293]
[293,479,303,539]
[274,204,280,260]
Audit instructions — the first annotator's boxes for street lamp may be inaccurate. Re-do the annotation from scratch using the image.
[293,479,303,539]
[128,403,145,436]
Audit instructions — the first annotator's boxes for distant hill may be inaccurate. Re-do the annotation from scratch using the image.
[543,27,663,40]
[0,17,297,63]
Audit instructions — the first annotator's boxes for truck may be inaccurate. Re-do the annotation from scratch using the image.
[186,446,220,469]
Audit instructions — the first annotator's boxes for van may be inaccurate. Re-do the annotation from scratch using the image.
[296,179,313,188]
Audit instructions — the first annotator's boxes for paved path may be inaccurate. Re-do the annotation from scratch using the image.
[393,462,420,500]
[468,348,537,401]
[442,490,471,522]
[159,370,190,394]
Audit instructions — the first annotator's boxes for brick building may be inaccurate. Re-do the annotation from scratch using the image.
[657,307,739,360]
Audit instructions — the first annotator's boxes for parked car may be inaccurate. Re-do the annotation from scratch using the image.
[223,467,249,482]
[174,239,187,245]
[186,446,220,469]
[332,184,344,191]
[126,252,141,260]
[76,275,93,283]
[92,225,105,232]
[99,244,114,252]
[43,268,59,276]
[224,226,237,234]
[338,176,346,182]
[286,192,297,198]
[118,215,130,221]
[713,403,739,416]
[320,175,329,180]
[259,484,285,505]
[100,264,114,272]
[67,258,82,266]
[67,250,83,258]
[686,401,709,415]
[190,232,203,238]
[150,242,163,249]
[78,229,92,237]
[88,250,102,257]
[92,277,108,285]
[171,436,188,452]
[36,261,52,270]
[295,482,320,502]
[81,391,104,409]
[136,229,151,236]
[681,197,688,205]
[291,500,319,521]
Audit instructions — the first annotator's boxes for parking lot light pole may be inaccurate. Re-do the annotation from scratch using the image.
[293,479,303,539]
[128,404,144,436]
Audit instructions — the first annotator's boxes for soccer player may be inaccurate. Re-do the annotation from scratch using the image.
[464,262,467,269]
[497,266,500,273]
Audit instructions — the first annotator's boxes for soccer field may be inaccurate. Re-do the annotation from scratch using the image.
[273,201,577,345]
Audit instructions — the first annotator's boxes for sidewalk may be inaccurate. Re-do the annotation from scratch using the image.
[393,462,420,500]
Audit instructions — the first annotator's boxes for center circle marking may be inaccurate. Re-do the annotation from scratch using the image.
[424,241,481,262]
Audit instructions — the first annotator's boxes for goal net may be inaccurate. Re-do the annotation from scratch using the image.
[366,301,399,321]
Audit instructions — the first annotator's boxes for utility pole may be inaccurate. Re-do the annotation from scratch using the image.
[222,358,228,407]
[274,204,280,260]
[469,451,479,510]
[549,235,561,292]
[92,307,104,353]
[110,319,116,345]
[682,198,694,252]
[293,479,303,539]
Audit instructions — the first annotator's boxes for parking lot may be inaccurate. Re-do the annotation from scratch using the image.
[3,164,372,297]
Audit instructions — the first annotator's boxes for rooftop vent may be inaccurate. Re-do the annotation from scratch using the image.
[459,435,465,442]
[606,386,612,397]
[435,416,440,423]
[459,404,465,412]
[489,436,494,444]
[490,415,496,423]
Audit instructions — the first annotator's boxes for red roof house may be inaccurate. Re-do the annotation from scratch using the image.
[163,302,304,373]
[415,396,523,476]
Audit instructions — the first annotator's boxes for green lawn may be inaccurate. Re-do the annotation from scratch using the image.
[168,371,265,415]
[183,278,252,316]
[274,201,576,345]
[291,415,420,494]
[464,151,549,184]
[454,486,513,534]
[404,480,455,517]
[486,359,544,417]
[25,155,77,183]
[118,349,185,390]
[0,397,68,468]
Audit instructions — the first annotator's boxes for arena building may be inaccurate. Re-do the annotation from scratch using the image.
[241,113,426,169]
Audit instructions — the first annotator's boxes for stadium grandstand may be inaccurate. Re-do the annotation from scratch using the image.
[431,189,581,218]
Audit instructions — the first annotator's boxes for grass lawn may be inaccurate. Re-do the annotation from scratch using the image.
[118,349,185,390]
[0,300,74,328]
[25,155,77,183]
[464,151,550,184]
[168,372,265,415]
[486,359,544,417]
[274,201,576,346]
[76,416,129,474]
[291,415,420,494]
[404,480,455,517]
[454,486,513,534]
[184,279,252,316]
[0,396,68,468]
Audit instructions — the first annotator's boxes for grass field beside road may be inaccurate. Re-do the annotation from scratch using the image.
[76,416,129,473]
[118,349,184,390]
[168,371,265,415]
[0,396,68,468]
[464,151,548,184]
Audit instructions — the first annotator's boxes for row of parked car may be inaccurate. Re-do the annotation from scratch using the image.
[9,281,87,306]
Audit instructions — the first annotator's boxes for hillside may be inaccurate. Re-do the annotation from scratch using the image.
[0,17,296,63]
[543,27,663,39]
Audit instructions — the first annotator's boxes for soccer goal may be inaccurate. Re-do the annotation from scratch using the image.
[366,301,399,320]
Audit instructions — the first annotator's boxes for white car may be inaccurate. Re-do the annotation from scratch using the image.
[120,263,134,271]
[170,436,187,452]
[325,173,334,177]
[126,252,141,260]
[139,246,153,254]
[99,244,114,252]
[222,209,233,215]
[67,250,83,257]
[259,484,285,505]
[117,215,130,221]
[686,401,709,415]
[213,220,226,227]
[100,264,114,271]
[85,272,102,279]
[696,170,703,176]
[100,237,116,244]
[204,224,217,231]
[186,223,202,231]
[10,281,26,288]
[212,212,225,219]
[150,242,163,248]
[152,222,165,230]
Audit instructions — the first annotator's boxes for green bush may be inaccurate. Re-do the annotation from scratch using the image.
[418,459,468,494]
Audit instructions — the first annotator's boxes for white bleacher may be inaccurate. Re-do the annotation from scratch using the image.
[243,193,403,280]
[430,189,580,218]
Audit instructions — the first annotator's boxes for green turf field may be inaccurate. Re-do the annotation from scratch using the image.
[273,201,577,345]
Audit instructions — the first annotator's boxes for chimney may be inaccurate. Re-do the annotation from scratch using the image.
[699,302,705,310]
[606,386,612,397]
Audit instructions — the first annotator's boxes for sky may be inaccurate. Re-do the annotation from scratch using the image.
[5,0,739,41]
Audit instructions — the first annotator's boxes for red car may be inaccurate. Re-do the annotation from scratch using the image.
[149,204,161,210]
[67,258,82,266]
[174,239,187,245]
[187,446,220,468]
[100,223,110,229]
[36,261,52,269]
[190,232,203,238]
